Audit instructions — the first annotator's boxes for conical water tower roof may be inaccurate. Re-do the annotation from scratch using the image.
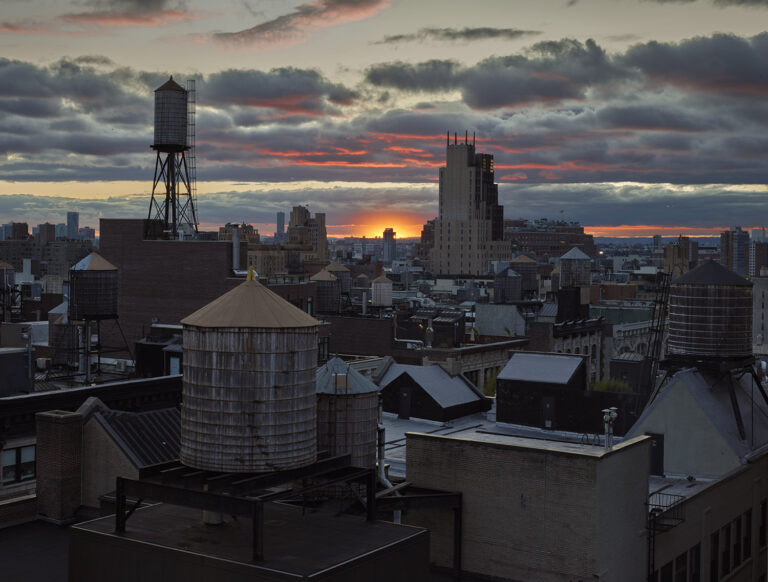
[0,261,14,270]
[182,277,320,328]
[155,76,186,92]
[373,274,392,283]
[325,262,350,273]
[511,254,536,264]
[310,269,338,282]
[71,252,117,271]
[672,260,752,287]
[560,247,590,260]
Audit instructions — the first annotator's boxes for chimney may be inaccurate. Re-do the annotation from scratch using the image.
[232,227,240,271]
[36,410,83,523]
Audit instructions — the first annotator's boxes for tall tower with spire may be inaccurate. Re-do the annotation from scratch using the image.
[431,132,508,275]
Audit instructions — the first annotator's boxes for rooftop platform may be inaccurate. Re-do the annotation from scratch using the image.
[71,502,429,582]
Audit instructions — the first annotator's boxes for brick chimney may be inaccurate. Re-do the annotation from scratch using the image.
[35,410,83,523]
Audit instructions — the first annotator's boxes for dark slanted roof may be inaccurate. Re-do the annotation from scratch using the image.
[497,352,583,385]
[377,363,486,408]
[560,247,590,260]
[94,408,180,468]
[155,76,186,92]
[316,357,379,395]
[672,260,751,287]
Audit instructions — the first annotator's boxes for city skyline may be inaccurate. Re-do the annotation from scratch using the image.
[1,0,767,237]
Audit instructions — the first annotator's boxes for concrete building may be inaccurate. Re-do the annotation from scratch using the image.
[431,134,508,276]
[287,205,328,262]
[754,275,768,354]
[405,430,649,581]
[504,218,597,259]
[36,223,56,246]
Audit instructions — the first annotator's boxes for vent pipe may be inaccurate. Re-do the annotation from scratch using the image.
[602,407,618,450]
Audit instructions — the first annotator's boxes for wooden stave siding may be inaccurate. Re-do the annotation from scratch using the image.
[181,325,318,472]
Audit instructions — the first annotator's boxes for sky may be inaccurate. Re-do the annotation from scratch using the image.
[1,0,767,238]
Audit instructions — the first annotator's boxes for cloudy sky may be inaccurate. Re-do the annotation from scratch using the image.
[1,0,767,237]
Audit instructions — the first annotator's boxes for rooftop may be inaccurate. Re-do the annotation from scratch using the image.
[72,502,426,578]
[71,252,117,272]
[497,352,583,384]
[181,277,319,329]
[672,259,751,287]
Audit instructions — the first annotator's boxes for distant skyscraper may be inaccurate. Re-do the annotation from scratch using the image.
[720,226,749,276]
[431,133,508,275]
[275,211,286,244]
[383,228,396,265]
[67,212,79,240]
[55,223,66,239]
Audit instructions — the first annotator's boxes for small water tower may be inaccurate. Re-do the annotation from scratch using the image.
[316,357,379,469]
[67,252,120,383]
[325,262,351,293]
[371,274,393,307]
[147,76,198,238]
[311,268,341,313]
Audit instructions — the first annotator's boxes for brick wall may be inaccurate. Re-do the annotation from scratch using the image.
[0,494,36,529]
[35,410,83,523]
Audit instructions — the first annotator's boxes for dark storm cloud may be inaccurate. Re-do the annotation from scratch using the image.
[366,39,630,108]
[622,33,768,96]
[375,27,541,44]
[596,105,711,131]
[82,0,179,10]
[501,183,768,229]
[213,0,388,45]
[365,60,460,92]
[0,58,150,116]
[205,68,358,117]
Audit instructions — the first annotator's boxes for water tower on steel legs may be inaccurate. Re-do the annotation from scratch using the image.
[147,76,198,239]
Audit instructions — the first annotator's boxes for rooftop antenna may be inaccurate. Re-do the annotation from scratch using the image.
[473,131,475,146]
[446,131,449,147]
[465,130,468,144]
[454,132,457,145]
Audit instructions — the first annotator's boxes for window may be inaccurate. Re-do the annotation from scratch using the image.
[690,544,700,582]
[722,524,731,577]
[733,517,742,568]
[760,500,766,548]
[660,561,673,582]
[744,510,752,560]
[1,445,35,485]
[674,552,687,582]
[710,532,719,582]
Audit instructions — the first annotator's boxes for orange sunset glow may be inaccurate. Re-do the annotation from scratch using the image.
[327,212,430,238]
[583,225,729,238]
